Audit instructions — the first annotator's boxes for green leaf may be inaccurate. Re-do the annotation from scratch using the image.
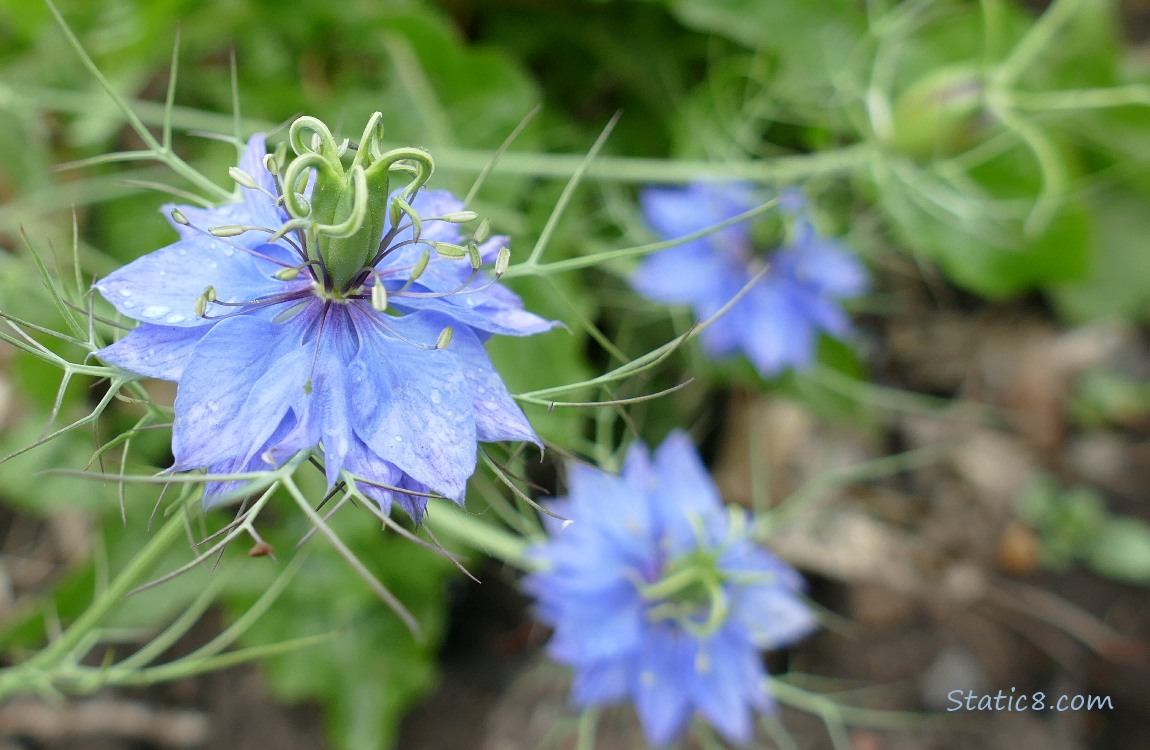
[1050,186,1150,323]
[1089,517,1150,584]
[876,143,1091,297]
[667,0,865,88]
[224,514,457,750]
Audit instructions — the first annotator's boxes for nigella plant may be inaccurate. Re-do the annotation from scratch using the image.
[632,182,867,376]
[525,431,816,747]
[95,113,553,518]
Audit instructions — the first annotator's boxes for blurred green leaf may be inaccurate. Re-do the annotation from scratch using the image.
[1050,186,1150,323]
[1089,516,1150,584]
[224,510,457,750]
[1069,368,1150,429]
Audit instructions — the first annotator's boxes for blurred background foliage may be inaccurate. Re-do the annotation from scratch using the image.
[1,0,1150,748]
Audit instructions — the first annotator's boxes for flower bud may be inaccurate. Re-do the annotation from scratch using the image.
[888,65,984,159]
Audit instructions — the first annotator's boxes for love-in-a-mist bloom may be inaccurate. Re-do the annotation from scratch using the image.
[525,432,816,747]
[96,114,552,518]
[632,183,866,376]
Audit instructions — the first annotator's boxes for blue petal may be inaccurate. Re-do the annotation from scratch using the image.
[788,286,852,337]
[343,437,441,516]
[349,309,478,502]
[442,310,551,444]
[165,136,287,248]
[632,626,694,747]
[386,189,465,247]
[631,243,742,306]
[640,183,758,253]
[648,431,725,552]
[201,411,299,506]
[309,346,356,485]
[391,286,555,337]
[571,657,633,705]
[688,628,766,745]
[341,436,419,513]
[96,232,288,327]
[731,584,817,649]
[775,233,868,298]
[690,270,756,357]
[171,315,313,470]
[96,324,209,380]
[547,584,644,663]
[739,281,815,375]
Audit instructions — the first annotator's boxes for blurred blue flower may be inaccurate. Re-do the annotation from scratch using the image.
[632,182,867,375]
[525,432,816,747]
[95,132,552,518]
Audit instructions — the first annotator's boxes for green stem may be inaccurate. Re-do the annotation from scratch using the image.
[424,498,531,567]
[992,0,1082,86]
[16,86,873,185]
[30,506,188,668]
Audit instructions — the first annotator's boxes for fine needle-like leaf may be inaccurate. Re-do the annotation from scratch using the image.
[523,112,620,267]
[464,104,541,206]
[283,477,422,639]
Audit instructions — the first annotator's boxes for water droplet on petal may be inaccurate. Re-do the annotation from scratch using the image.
[165,312,186,324]
[142,305,170,318]
[123,301,135,309]
[222,247,235,257]
[118,289,132,297]
[429,390,441,404]
[394,435,403,442]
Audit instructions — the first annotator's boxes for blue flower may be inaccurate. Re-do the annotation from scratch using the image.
[525,432,816,747]
[95,117,552,518]
[632,182,866,376]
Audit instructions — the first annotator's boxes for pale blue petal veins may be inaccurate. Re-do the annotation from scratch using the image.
[391,284,555,337]
[96,324,209,380]
[171,316,312,469]
[96,233,287,327]
[444,324,541,444]
[349,310,477,502]
[200,412,298,506]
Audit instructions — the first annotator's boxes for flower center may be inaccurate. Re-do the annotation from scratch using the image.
[639,546,729,636]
